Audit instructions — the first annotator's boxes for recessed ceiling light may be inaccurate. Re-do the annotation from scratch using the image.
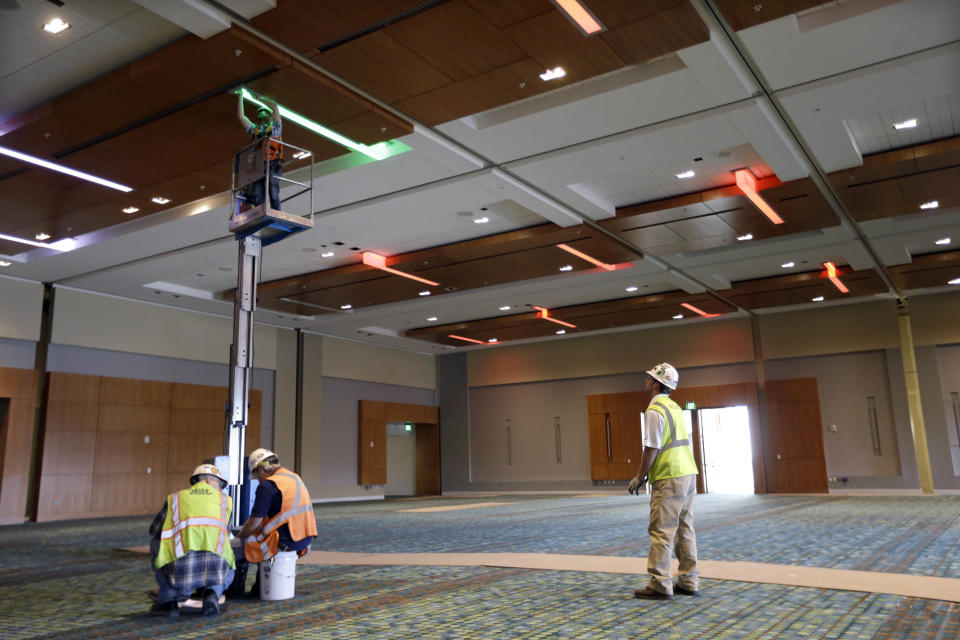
[556,243,616,271]
[321,251,334,257]
[0,145,132,192]
[920,200,939,210]
[487,338,499,343]
[473,216,489,224]
[35,233,50,241]
[893,118,918,130]
[949,278,960,285]
[43,18,70,34]
[559,265,573,272]
[292,151,312,160]
[340,304,352,310]
[935,237,951,245]
[673,314,684,320]
[427,316,438,322]
[419,290,431,296]
[151,197,171,205]
[625,286,638,292]
[675,170,695,179]
[780,261,795,268]
[737,233,753,241]
[539,67,566,81]
[122,206,139,214]
[812,296,824,302]
[556,329,566,335]
[0,260,11,267]
[499,305,511,311]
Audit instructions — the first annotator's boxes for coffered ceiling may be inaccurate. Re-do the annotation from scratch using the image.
[1,0,958,353]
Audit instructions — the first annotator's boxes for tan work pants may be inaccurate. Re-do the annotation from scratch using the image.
[647,474,698,594]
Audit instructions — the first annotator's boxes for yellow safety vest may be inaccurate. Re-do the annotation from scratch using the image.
[156,484,235,570]
[647,395,699,482]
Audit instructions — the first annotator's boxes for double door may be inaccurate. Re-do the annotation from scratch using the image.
[587,392,646,480]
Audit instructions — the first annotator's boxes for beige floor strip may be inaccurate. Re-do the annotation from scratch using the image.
[120,546,960,602]
[396,502,510,513]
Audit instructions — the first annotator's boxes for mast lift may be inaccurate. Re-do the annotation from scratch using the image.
[224,135,314,527]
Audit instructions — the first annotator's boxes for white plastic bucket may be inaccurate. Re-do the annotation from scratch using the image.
[259,551,297,600]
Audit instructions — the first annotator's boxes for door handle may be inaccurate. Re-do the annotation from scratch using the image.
[604,413,612,461]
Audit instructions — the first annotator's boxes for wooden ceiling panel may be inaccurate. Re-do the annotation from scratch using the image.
[504,10,626,80]
[385,0,528,82]
[311,31,453,105]
[465,0,553,29]
[725,267,887,310]
[587,0,687,28]
[246,66,369,127]
[890,251,960,290]
[395,58,560,126]
[251,0,426,54]
[713,0,826,32]
[667,214,738,241]
[599,3,708,65]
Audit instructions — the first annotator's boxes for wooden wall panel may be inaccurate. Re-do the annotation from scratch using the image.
[41,431,96,476]
[98,405,171,433]
[35,474,93,520]
[358,400,387,485]
[415,423,441,495]
[35,374,260,522]
[0,367,39,525]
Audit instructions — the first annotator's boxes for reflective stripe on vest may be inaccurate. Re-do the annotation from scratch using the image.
[245,467,316,562]
[647,397,699,482]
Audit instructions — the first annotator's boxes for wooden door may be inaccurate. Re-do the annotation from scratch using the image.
[358,401,387,485]
[766,379,828,493]
[415,423,440,495]
[608,411,643,479]
[588,412,611,480]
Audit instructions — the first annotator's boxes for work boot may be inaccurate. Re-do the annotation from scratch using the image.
[202,589,220,616]
[634,587,672,600]
[149,600,179,617]
[674,585,699,597]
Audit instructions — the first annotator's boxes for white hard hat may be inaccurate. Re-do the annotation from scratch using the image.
[248,448,278,472]
[190,463,226,485]
[646,362,679,390]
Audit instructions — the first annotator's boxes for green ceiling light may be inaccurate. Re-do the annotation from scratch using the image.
[240,88,394,161]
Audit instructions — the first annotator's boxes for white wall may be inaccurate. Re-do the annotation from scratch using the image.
[51,287,278,369]
[0,277,43,342]
[321,335,435,389]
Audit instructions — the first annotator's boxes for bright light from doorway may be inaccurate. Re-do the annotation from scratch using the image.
[698,406,754,494]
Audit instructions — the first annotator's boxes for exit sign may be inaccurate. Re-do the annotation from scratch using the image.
[685,401,697,410]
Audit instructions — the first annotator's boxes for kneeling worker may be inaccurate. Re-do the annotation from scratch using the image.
[150,464,234,616]
[236,448,317,597]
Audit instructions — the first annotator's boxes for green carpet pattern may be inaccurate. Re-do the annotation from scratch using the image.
[1,494,959,638]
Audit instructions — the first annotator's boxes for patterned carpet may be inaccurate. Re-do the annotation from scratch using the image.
[1,494,959,639]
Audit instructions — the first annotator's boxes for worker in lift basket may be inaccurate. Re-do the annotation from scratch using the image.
[235,448,317,598]
[149,464,235,617]
[236,91,283,211]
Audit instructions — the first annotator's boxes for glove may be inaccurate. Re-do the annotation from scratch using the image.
[628,475,646,495]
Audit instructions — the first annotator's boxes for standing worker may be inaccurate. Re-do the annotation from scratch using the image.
[236,91,283,210]
[236,448,317,598]
[149,464,235,617]
[628,363,700,600]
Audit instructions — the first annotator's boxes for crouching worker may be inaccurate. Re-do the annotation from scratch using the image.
[236,448,317,598]
[149,464,234,617]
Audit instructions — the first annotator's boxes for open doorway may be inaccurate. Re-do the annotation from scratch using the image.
[698,406,754,494]
[386,421,416,497]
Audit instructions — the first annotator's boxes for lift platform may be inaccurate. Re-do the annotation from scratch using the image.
[223,137,314,526]
[228,136,314,245]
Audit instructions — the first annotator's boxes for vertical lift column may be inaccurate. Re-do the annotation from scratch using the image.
[226,137,314,527]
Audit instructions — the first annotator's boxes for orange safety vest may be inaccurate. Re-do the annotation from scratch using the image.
[244,467,317,562]
[251,122,283,162]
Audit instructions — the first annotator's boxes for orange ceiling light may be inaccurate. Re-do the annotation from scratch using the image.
[556,243,616,271]
[449,334,486,345]
[533,306,577,329]
[680,302,720,318]
[551,0,606,36]
[734,169,784,225]
[823,261,849,293]
[362,251,440,286]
